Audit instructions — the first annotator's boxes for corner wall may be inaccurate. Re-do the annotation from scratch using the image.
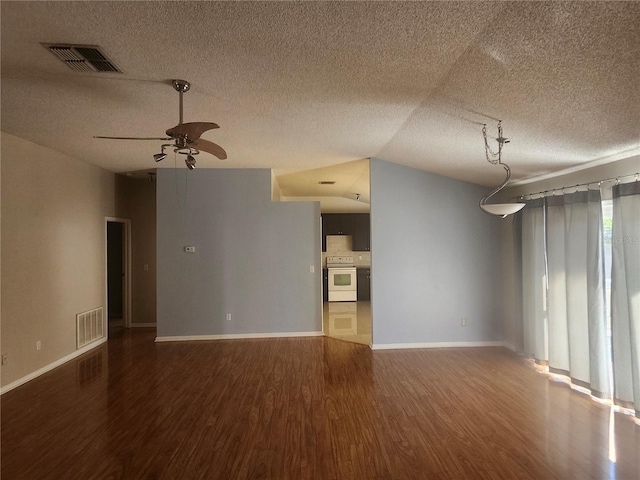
[1,133,115,389]
[370,158,503,347]
[156,168,321,338]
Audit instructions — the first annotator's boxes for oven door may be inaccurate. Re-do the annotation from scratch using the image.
[328,267,357,301]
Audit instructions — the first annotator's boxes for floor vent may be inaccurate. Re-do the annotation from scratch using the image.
[77,307,105,349]
[41,43,122,73]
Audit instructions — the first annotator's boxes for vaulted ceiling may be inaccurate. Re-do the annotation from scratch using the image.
[2,1,639,188]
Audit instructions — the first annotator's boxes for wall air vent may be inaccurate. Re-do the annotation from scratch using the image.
[76,307,105,349]
[42,43,122,73]
[319,181,336,185]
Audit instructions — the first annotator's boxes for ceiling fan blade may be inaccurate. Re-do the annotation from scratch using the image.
[94,136,172,140]
[193,139,227,160]
[166,122,219,141]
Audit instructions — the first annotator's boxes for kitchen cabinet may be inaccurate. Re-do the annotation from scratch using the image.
[323,269,328,302]
[323,214,354,235]
[352,213,370,251]
[322,213,370,252]
[357,268,371,301]
[322,214,354,251]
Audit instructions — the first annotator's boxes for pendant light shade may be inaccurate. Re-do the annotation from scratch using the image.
[480,202,526,217]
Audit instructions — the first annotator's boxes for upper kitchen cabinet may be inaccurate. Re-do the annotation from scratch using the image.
[322,213,370,252]
[322,214,354,251]
[352,213,370,251]
[322,213,354,236]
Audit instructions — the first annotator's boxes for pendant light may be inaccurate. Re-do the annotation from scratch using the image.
[480,121,525,218]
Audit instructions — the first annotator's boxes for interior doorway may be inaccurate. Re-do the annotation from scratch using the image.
[106,217,131,331]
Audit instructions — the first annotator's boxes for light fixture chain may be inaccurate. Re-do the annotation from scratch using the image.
[482,124,500,164]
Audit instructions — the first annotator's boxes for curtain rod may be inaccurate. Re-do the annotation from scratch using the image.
[513,172,640,200]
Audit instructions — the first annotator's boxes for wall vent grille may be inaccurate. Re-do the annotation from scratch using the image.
[42,44,122,73]
[76,307,105,349]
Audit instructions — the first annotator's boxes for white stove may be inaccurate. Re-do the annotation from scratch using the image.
[326,256,357,302]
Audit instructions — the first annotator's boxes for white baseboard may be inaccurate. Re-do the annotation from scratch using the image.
[503,342,518,352]
[1,337,108,395]
[130,323,157,328]
[155,331,324,342]
[370,340,507,351]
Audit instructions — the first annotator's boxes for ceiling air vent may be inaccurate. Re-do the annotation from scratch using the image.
[42,43,122,73]
[319,181,336,185]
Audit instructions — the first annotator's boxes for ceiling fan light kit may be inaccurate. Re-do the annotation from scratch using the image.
[479,121,525,218]
[153,152,167,162]
[185,154,197,170]
[95,79,227,168]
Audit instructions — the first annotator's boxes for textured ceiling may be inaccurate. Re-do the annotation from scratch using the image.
[1,1,639,188]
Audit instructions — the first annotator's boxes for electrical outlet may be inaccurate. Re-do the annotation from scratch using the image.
[36,340,42,351]
[226,313,232,322]
[461,318,468,327]
[309,265,315,273]
[1,354,7,365]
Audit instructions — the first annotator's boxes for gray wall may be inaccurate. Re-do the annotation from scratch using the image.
[370,158,503,346]
[156,168,321,337]
[1,132,115,388]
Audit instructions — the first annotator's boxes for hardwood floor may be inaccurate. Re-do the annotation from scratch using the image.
[2,329,639,480]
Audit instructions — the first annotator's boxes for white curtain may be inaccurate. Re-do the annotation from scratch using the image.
[545,190,610,397]
[611,182,640,415]
[512,213,524,353]
[585,190,610,398]
[521,198,548,363]
[546,196,570,373]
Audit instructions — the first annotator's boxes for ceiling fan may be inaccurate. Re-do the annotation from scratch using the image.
[94,79,227,169]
